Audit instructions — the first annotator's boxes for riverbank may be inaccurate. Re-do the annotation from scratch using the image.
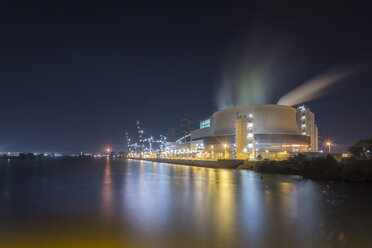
[132,158,244,168]
[238,154,372,182]
[133,156,372,182]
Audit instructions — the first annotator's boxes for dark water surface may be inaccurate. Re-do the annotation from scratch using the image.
[1,158,372,248]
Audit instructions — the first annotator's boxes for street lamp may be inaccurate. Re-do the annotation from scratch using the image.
[326,142,331,153]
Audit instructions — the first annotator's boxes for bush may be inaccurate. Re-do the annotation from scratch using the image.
[349,139,372,160]
[240,154,372,183]
[302,155,340,180]
[340,160,372,182]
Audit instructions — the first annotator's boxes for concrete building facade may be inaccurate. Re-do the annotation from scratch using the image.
[165,104,318,160]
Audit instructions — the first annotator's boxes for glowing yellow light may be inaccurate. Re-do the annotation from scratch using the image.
[326,141,332,153]
[106,148,110,153]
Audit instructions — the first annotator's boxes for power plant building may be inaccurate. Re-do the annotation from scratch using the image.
[165,104,318,160]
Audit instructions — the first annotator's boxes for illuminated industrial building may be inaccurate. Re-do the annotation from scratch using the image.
[165,104,318,160]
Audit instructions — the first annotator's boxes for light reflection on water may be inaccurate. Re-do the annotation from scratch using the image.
[1,158,372,248]
[102,157,113,222]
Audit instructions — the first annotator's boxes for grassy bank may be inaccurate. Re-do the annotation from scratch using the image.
[238,154,372,182]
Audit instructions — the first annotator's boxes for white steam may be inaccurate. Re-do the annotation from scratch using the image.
[215,52,281,110]
[277,68,357,106]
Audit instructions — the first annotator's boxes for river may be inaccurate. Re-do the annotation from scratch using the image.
[1,158,372,248]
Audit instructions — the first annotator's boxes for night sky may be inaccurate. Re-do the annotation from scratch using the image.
[1,1,371,153]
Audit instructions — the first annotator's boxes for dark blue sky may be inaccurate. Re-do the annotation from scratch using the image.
[1,0,371,153]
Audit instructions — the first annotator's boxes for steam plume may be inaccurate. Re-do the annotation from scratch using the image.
[215,47,283,110]
[277,68,357,106]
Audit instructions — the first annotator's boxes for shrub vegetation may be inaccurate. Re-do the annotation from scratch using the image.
[239,139,372,182]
